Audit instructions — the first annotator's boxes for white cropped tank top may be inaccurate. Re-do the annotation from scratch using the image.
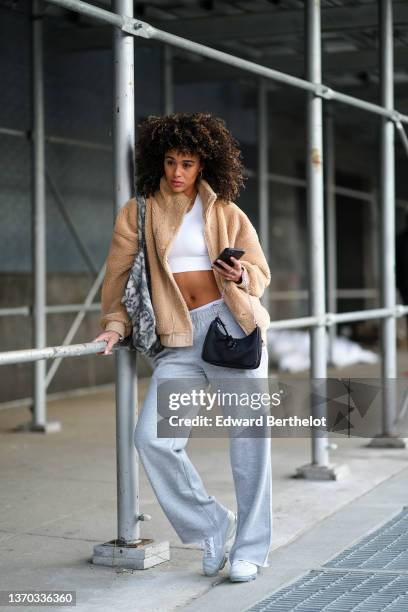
[167,193,213,273]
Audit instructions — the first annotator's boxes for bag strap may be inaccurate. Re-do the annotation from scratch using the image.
[214,272,257,326]
[136,194,145,254]
[136,194,153,295]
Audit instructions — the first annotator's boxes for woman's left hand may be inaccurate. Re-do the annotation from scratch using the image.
[211,256,243,283]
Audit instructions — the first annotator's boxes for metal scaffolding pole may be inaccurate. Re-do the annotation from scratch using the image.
[324,109,337,365]
[396,121,408,157]
[24,0,60,434]
[0,342,107,366]
[93,0,169,569]
[296,1,348,480]
[112,0,139,547]
[368,0,406,449]
[257,78,270,313]
[44,0,408,125]
[161,44,174,115]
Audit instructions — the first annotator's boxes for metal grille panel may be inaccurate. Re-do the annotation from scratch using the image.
[325,507,408,570]
[248,570,408,611]
[248,508,408,612]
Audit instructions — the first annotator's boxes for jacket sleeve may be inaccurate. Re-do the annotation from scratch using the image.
[100,199,138,338]
[232,208,271,298]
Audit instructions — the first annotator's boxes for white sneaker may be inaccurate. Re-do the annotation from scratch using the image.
[202,510,237,576]
[229,559,258,582]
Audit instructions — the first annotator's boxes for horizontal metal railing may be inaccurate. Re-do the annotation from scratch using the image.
[0,341,107,366]
[2,302,408,367]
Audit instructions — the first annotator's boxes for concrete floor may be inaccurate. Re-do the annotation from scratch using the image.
[1,351,408,612]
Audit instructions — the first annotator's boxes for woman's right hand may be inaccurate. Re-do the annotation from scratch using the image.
[92,330,121,355]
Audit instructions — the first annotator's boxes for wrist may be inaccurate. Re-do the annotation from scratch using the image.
[234,266,244,284]
[105,321,126,339]
[108,330,124,342]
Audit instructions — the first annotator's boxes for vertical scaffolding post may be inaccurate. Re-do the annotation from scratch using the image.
[324,108,337,365]
[25,0,60,434]
[112,0,140,545]
[258,78,270,312]
[369,0,406,448]
[93,0,170,568]
[161,44,174,115]
[296,0,348,480]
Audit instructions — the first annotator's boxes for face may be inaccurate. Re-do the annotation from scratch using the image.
[163,148,203,196]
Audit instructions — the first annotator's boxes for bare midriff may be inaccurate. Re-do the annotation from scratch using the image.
[173,270,222,311]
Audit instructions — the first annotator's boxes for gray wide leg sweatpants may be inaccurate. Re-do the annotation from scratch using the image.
[133,298,273,568]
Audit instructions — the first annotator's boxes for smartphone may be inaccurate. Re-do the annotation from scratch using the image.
[213,247,245,268]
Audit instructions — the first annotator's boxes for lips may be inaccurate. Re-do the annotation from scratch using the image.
[172,181,184,186]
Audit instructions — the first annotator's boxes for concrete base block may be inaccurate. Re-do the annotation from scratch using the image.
[294,462,350,481]
[366,434,408,449]
[92,538,170,569]
[14,420,62,433]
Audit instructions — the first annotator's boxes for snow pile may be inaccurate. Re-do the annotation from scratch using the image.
[267,329,378,373]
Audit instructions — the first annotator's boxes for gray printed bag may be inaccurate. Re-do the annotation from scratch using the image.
[121,195,164,358]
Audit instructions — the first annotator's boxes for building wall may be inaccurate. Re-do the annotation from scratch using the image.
[1,7,408,403]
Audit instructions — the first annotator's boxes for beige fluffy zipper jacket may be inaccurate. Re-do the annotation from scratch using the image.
[100,176,271,346]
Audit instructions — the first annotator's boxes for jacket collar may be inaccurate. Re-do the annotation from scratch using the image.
[154,175,219,220]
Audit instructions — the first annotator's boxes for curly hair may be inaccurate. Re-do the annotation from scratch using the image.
[135,112,246,201]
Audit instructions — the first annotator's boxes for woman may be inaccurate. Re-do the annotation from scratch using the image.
[93,112,272,583]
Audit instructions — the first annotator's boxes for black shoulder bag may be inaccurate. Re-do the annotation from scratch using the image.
[201,273,263,369]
